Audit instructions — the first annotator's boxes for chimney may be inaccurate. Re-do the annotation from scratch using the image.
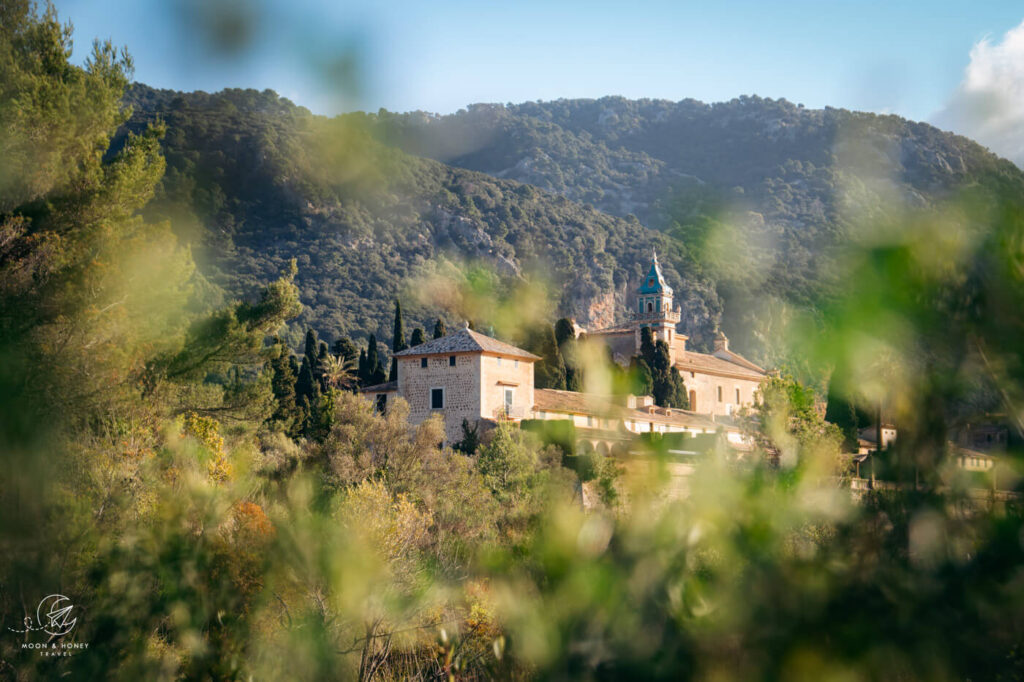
[713,330,729,352]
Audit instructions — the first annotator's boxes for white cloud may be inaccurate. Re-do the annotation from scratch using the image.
[933,20,1024,167]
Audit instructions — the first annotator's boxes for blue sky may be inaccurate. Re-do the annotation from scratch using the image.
[53,0,1024,126]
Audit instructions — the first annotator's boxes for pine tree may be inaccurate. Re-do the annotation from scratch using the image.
[332,336,359,368]
[389,300,407,382]
[433,318,447,339]
[410,327,426,347]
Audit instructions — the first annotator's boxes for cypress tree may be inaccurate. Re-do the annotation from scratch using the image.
[410,327,426,347]
[366,333,386,385]
[267,338,300,432]
[304,328,319,367]
[390,300,407,382]
[630,356,654,397]
[650,339,687,408]
[358,348,368,385]
[555,318,581,391]
[295,357,316,404]
[825,367,867,451]
[433,318,447,339]
[529,324,566,390]
[639,326,656,367]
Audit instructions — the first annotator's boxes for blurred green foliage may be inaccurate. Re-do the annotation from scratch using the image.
[3,4,1024,682]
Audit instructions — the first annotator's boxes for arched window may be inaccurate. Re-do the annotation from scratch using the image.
[647,301,653,313]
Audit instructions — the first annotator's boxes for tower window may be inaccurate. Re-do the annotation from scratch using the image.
[648,278,655,287]
[430,388,444,410]
[449,355,456,366]
[647,302,653,313]
[420,357,428,368]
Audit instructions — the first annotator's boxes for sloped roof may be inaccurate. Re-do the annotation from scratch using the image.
[675,349,767,380]
[359,380,397,393]
[638,251,673,295]
[394,327,541,361]
[586,323,634,336]
[534,388,725,432]
[712,347,766,374]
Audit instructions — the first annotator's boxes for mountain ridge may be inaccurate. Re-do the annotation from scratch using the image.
[121,84,1024,364]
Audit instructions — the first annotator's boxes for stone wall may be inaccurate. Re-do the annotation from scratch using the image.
[680,369,759,417]
[398,353,482,444]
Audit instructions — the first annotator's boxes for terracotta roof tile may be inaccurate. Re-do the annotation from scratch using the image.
[533,389,726,431]
[394,328,541,361]
[675,350,766,379]
[359,381,397,393]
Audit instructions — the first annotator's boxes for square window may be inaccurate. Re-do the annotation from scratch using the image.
[514,359,519,369]
[420,357,428,368]
[449,355,456,366]
[497,357,502,367]
[430,388,444,410]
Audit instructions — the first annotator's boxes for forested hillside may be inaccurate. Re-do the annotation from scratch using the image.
[121,85,721,352]
[369,97,1024,360]
[122,86,1024,365]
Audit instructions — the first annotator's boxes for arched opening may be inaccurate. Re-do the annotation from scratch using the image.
[596,442,610,456]
[646,301,653,313]
[578,440,594,454]
[689,390,697,412]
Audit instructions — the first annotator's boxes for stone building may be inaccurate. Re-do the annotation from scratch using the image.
[361,326,540,444]
[361,322,749,453]
[586,252,768,417]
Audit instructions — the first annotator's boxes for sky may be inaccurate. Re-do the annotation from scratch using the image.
[54,0,1024,163]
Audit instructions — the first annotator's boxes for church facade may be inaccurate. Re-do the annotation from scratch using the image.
[585,252,768,417]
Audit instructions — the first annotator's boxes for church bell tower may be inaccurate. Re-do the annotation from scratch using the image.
[634,250,683,359]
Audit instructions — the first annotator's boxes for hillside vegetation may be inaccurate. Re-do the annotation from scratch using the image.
[122,85,720,352]
[370,97,1024,360]
[122,86,1024,365]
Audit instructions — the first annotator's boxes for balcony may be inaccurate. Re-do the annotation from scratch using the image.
[493,405,527,420]
[633,309,681,324]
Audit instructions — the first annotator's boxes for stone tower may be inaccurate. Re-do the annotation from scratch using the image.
[634,250,682,356]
